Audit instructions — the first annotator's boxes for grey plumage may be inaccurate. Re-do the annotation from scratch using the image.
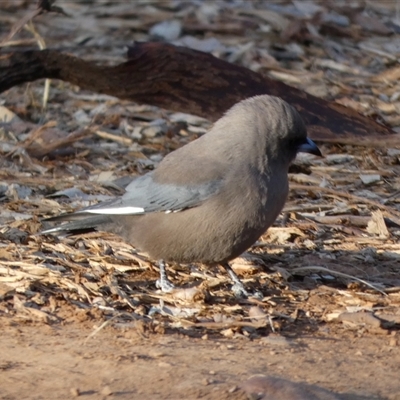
[43,95,321,296]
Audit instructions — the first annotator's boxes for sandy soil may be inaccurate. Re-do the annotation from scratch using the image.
[0,313,399,400]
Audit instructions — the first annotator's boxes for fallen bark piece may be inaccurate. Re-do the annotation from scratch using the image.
[367,210,390,238]
[337,311,382,328]
[20,122,95,158]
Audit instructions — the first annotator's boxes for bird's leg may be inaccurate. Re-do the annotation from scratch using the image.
[155,260,175,293]
[221,262,262,299]
[221,262,249,298]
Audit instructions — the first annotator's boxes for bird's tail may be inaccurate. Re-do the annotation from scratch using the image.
[41,214,112,235]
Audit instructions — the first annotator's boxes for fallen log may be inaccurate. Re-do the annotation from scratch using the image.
[0,42,393,141]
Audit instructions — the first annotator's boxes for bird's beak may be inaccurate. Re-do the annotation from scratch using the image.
[297,138,322,157]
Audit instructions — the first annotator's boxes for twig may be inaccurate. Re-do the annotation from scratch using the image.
[24,21,50,110]
[84,313,121,344]
[95,130,133,146]
[291,266,387,296]
[291,184,400,223]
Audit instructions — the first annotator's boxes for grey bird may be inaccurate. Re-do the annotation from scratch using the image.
[42,95,321,297]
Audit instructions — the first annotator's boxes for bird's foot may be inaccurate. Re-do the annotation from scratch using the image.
[231,282,249,298]
[231,282,263,299]
[156,278,175,293]
[222,262,263,299]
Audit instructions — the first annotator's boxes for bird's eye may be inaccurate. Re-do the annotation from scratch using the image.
[288,138,304,149]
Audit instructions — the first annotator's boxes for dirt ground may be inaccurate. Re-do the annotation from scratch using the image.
[0,315,399,400]
[1,1,400,399]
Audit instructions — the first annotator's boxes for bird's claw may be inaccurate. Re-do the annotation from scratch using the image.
[231,283,263,299]
[156,278,175,293]
[231,282,250,298]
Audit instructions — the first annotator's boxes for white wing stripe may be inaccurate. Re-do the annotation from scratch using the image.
[85,207,145,215]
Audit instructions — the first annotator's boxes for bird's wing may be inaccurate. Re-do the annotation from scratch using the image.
[56,172,223,218]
